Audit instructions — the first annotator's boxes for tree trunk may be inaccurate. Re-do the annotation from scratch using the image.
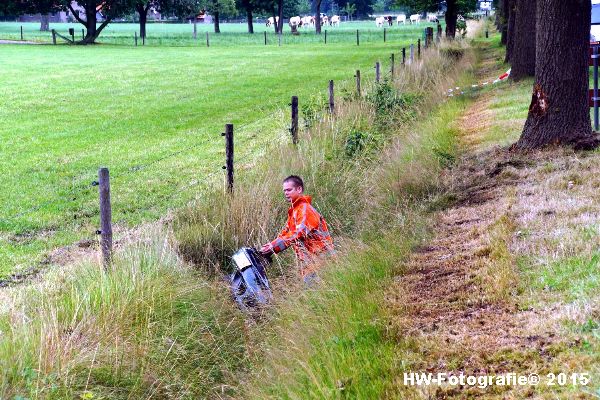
[505,0,516,62]
[137,3,147,39]
[40,14,50,31]
[514,0,598,150]
[315,0,322,34]
[495,0,502,30]
[500,0,510,45]
[214,11,220,33]
[272,9,278,33]
[67,2,111,44]
[277,0,284,34]
[445,0,457,38]
[510,0,536,81]
[246,7,254,33]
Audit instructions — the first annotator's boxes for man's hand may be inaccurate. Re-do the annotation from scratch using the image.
[260,243,274,255]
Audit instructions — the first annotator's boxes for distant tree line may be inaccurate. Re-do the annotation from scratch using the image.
[1,0,475,43]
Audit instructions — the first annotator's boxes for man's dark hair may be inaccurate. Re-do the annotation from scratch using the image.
[283,175,304,190]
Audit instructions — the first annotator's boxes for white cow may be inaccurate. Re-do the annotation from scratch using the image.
[375,16,385,27]
[289,16,302,28]
[301,15,314,27]
[409,14,420,24]
[396,14,406,25]
[330,15,340,27]
[320,15,329,26]
[426,12,438,22]
[266,16,279,27]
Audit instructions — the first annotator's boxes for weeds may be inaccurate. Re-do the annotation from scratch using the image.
[0,39,477,399]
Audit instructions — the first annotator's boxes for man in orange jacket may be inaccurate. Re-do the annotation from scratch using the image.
[260,175,334,283]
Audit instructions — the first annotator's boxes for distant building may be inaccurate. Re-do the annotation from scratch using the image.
[479,1,492,11]
[18,2,106,24]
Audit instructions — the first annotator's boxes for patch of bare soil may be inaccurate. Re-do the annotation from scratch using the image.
[386,96,598,397]
[388,149,541,395]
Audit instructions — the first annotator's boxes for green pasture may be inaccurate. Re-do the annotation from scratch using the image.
[0,20,440,46]
[0,35,426,277]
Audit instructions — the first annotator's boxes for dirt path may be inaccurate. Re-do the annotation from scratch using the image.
[385,42,582,399]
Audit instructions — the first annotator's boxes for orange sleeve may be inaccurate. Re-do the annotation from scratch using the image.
[270,204,316,253]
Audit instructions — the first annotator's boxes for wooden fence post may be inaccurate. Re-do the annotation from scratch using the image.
[417,38,421,57]
[264,31,267,45]
[356,29,359,46]
[375,62,380,83]
[410,44,414,63]
[383,27,386,42]
[328,80,334,113]
[222,124,234,192]
[206,31,209,47]
[402,47,406,65]
[82,28,85,40]
[135,31,138,46]
[97,167,112,270]
[485,30,489,38]
[20,25,23,41]
[355,69,361,97]
[325,29,327,44]
[52,29,56,45]
[291,96,299,144]
[390,53,395,77]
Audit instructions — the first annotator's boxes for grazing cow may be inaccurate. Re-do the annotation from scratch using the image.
[301,16,314,27]
[266,16,279,27]
[289,16,302,28]
[320,15,329,26]
[426,12,438,23]
[385,15,393,26]
[409,14,420,24]
[330,15,340,27]
[396,14,406,25]
[375,16,385,27]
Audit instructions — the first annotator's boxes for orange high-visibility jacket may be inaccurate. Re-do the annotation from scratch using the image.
[270,195,334,274]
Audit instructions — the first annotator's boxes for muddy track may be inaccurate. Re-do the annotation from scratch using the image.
[386,43,568,399]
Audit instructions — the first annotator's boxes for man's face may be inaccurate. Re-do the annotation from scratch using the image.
[283,181,303,203]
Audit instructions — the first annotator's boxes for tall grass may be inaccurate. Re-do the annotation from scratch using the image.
[0,37,477,398]
[0,229,247,398]
[175,42,475,274]
[174,40,477,399]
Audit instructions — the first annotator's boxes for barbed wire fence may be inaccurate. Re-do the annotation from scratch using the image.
[2,29,440,275]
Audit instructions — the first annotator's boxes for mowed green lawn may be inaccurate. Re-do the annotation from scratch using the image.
[0,20,438,46]
[0,31,426,277]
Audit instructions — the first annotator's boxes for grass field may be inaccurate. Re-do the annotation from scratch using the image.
[0,22,436,278]
[0,20,440,46]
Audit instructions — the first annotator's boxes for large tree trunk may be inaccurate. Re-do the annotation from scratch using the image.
[67,2,111,44]
[277,0,284,34]
[510,0,536,81]
[315,0,322,34]
[136,3,148,39]
[495,0,501,29]
[272,9,278,33]
[505,0,516,62]
[445,0,457,39]
[246,7,254,33]
[40,14,50,31]
[214,11,220,33]
[514,0,598,150]
[500,0,510,45]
